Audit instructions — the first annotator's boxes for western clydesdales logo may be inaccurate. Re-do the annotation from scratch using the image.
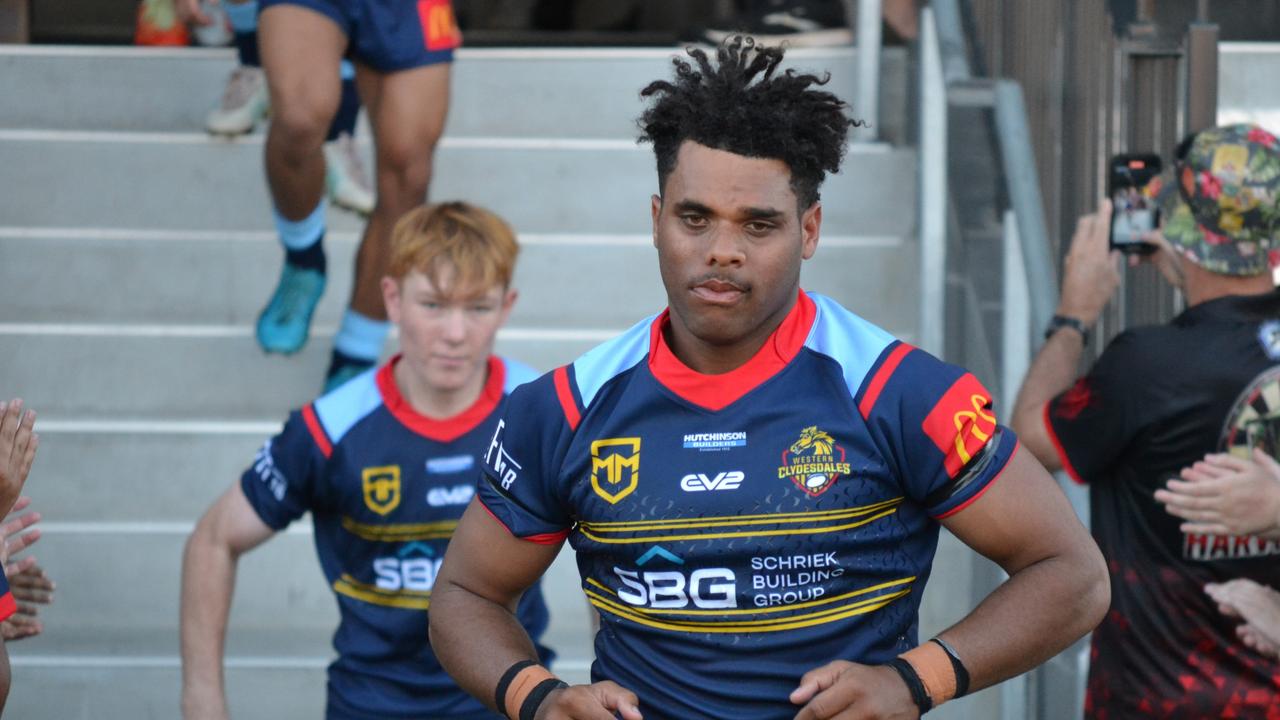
[591,438,641,504]
[362,465,402,516]
[778,426,852,497]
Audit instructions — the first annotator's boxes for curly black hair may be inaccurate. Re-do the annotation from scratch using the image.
[638,36,860,209]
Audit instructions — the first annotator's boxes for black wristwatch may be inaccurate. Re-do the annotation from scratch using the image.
[1044,314,1089,345]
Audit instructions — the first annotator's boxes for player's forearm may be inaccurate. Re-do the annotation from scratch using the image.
[179,527,239,716]
[936,543,1108,693]
[429,582,545,713]
[1011,330,1084,465]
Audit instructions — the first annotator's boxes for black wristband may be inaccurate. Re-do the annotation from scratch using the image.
[1044,314,1089,345]
[887,657,933,714]
[494,660,537,718]
[519,677,568,720]
[931,638,971,698]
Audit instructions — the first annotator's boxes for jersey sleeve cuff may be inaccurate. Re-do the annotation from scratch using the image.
[238,472,293,531]
[477,491,570,546]
[929,432,1019,519]
[1042,403,1086,485]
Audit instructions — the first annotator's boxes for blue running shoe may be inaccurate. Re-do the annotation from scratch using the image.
[323,349,376,394]
[256,263,326,354]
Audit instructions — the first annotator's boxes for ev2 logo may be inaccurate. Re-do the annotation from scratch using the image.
[680,471,745,492]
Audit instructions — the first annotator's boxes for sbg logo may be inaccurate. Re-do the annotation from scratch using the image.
[680,471,745,492]
[374,544,443,591]
[613,567,738,609]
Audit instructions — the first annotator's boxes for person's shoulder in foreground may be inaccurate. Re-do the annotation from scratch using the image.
[431,36,1108,720]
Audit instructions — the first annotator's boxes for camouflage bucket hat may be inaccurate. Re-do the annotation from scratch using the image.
[1157,123,1280,276]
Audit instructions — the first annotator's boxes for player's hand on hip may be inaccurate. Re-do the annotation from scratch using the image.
[534,681,642,720]
[0,400,37,517]
[791,660,919,720]
[1057,199,1121,327]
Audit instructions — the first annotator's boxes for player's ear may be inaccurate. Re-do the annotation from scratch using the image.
[499,287,518,324]
[651,194,662,248]
[801,202,822,260]
[382,276,403,324]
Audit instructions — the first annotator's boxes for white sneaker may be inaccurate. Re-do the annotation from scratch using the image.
[324,132,375,216]
[206,66,269,136]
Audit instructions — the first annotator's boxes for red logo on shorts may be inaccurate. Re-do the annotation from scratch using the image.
[418,0,461,52]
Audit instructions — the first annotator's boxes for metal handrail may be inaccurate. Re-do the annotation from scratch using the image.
[854,0,882,143]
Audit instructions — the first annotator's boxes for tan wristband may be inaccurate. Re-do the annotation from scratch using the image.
[900,642,957,706]
[503,664,558,719]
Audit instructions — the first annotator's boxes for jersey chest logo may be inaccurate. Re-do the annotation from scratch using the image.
[778,426,851,497]
[362,465,402,516]
[591,437,641,504]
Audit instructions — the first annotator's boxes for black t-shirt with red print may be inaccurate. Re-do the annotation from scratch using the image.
[1046,289,1280,719]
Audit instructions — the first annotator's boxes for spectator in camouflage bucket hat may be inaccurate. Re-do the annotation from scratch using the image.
[1159,123,1280,276]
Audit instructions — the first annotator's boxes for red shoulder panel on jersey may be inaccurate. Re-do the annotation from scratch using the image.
[553,365,582,431]
[480,500,571,546]
[857,342,915,419]
[301,404,333,459]
[1043,403,1086,484]
[921,373,997,479]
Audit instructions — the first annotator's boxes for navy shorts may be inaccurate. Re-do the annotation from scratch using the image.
[260,0,459,73]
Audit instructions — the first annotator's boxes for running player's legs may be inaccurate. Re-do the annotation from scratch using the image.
[252,3,345,356]
[324,63,450,385]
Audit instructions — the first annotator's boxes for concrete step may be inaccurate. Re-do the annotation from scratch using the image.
[9,612,593,720]
[0,231,912,330]
[0,331,611,418]
[1219,43,1280,129]
[21,530,593,651]
[0,134,916,237]
[0,46,908,139]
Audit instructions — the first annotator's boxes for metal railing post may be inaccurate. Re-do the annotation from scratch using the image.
[918,6,946,356]
[854,0,881,142]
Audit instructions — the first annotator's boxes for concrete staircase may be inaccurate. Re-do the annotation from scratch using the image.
[0,44,925,718]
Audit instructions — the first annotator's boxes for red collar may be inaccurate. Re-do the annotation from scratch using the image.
[648,289,816,412]
[376,354,505,442]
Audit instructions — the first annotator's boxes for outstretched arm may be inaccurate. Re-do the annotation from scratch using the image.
[431,501,642,720]
[180,483,275,720]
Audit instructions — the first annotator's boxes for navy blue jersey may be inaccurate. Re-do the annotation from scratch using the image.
[241,354,550,720]
[478,291,1018,719]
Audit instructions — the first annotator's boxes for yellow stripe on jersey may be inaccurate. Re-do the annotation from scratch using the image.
[332,573,431,610]
[585,587,911,634]
[577,506,898,545]
[582,575,916,616]
[340,516,458,542]
[579,497,904,532]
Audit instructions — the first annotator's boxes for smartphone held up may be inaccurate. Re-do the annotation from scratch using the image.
[1108,154,1163,255]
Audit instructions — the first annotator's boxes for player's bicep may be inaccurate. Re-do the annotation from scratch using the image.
[939,447,1090,573]
[437,499,562,610]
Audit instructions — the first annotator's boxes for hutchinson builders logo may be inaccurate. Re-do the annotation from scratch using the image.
[777,426,851,497]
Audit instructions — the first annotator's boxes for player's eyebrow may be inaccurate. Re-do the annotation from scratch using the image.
[672,200,785,221]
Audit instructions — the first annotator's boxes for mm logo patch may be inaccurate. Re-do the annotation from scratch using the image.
[922,374,996,478]
[362,465,402,516]
[778,426,851,497]
[590,437,641,504]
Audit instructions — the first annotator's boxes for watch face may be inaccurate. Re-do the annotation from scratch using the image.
[1221,366,1280,459]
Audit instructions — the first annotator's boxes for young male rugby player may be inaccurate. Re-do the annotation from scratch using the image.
[430,38,1109,720]
[180,203,552,719]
